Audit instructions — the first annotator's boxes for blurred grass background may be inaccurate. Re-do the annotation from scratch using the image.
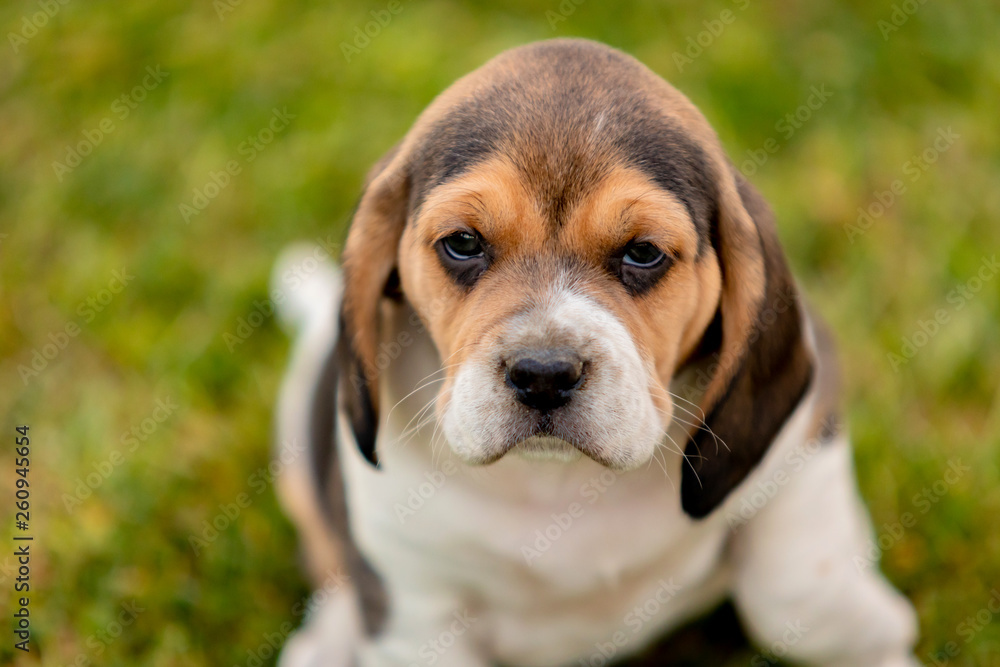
[1,0,999,665]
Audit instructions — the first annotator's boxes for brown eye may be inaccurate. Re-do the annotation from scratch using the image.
[612,240,673,295]
[623,241,666,268]
[436,231,489,287]
[441,231,484,260]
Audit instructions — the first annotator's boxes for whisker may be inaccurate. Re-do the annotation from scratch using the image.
[665,389,708,421]
[385,363,462,422]
[649,384,730,455]
[670,413,729,455]
[650,447,676,491]
[398,398,442,445]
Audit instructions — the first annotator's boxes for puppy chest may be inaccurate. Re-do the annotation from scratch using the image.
[360,457,728,601]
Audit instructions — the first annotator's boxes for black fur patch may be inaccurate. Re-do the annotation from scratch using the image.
[680,172,813,519]
[308,329,387,634]
[406,41,716,249]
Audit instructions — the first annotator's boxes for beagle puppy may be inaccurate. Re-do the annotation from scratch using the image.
[273,39,919,667]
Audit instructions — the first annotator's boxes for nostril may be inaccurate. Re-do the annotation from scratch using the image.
[505,354,584,411]
[548,359,583,390]
[507,358,543,389]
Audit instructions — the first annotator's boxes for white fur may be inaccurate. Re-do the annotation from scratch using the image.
[276,248,919,667]
[441,280,664,470]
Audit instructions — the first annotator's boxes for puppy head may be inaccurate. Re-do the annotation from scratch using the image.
[334,39,812,518]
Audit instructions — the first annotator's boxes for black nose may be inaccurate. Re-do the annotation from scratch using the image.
[506,353,584,412]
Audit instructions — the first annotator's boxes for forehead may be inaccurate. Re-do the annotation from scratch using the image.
[417,158,699,261]
[406,40,718,245]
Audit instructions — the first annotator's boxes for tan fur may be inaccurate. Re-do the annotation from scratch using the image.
[278,39,918,667]
[399,156,723,427]
[333,38,816,506]
[276,459,345,584]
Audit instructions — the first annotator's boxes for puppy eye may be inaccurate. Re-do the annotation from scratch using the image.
[441,231,485,260]
[623,241,666,268]
[612,240,673,295]
[436,231,489,287]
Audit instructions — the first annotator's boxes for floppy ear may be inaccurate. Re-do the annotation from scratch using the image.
[297,149,406,634]
[307,332,389,635]
[338,145,411,467]
[680,165,813,519]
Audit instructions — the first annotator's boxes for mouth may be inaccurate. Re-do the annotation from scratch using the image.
[448,403,657,470]
[512,435,583,463]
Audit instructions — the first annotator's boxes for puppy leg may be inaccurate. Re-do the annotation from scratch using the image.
[279,583,362,667]
[730,434,919,667]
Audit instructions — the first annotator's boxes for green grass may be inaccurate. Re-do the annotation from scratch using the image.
[1,0,998,665]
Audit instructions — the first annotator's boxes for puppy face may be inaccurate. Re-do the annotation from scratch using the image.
[333,39,812,517]
[398,156,721,469]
